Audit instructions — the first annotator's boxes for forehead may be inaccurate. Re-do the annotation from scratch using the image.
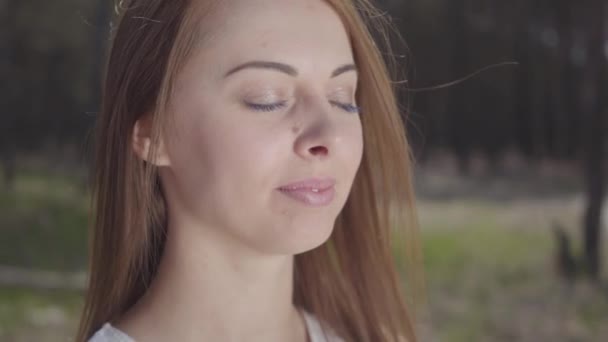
[190,0,354,77]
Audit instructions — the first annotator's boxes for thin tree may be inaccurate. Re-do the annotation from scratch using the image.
[581,0,607,280]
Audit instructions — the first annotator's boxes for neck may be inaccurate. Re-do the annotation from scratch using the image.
[115,215,308,342]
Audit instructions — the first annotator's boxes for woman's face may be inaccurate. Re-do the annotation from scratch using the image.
[159,0,363,255]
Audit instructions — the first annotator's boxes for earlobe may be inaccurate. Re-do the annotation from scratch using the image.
[132,115,171,167]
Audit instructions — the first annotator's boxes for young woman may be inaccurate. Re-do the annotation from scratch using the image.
[77,0,425,341]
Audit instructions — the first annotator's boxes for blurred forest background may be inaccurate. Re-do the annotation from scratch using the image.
[0,0,607,341]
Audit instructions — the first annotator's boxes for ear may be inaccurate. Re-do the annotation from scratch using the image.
[132,114,171,167]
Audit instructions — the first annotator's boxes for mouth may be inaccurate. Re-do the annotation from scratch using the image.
[277,177,336,206]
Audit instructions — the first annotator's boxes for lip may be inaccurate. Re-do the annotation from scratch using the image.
[277,177,336,206]
[277,177,336,191]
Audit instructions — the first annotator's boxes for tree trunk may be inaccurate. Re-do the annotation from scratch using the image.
[581,0,606,280]
[0,0,20,190]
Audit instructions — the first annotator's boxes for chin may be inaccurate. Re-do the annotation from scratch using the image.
[261,220,336,256]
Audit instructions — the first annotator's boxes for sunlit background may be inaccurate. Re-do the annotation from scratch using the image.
[1,0,607,341]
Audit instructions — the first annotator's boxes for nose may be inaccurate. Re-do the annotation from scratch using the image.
[292,100,341,161]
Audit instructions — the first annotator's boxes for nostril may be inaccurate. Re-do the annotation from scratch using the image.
[309,145,328,156]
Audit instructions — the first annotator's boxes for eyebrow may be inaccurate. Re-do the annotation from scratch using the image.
[223,61,357,79]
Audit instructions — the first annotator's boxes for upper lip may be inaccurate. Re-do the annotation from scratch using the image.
[277,177,336,191]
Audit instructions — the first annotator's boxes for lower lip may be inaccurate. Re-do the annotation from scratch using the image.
[277,186,335,206]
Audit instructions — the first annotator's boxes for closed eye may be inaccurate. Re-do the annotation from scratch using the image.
[245,100,361,114]
[245,101,288,112]
[330,101,361,114]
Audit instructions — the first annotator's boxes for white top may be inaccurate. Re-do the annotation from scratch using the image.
[88,310,344,342]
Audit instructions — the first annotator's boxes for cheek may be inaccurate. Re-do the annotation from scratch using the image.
[208,123,285,180]
[346,120,364,169]
[171,110,287,191]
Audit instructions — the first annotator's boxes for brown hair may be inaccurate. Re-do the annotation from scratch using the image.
[76,1,426,341]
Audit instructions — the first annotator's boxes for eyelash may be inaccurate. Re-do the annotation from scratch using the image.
[245,101,361,114]
[331,101,361,114]
[246,102,288,112]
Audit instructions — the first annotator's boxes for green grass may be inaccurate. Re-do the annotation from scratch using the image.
[0,287,82,341]
[0,170,89,270]
[0,170,88,339]
[419,224,551,341]
[422,224,550,283]
[414,200,608,342]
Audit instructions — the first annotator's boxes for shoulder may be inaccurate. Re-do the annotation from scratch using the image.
[89,314,345,342]
[88,323,136,342]
[301,310,345,342]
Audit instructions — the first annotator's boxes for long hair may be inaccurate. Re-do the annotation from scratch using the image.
[76,1,426,341]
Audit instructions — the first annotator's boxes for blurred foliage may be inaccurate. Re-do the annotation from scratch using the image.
[0,169,88,270]
[1,0,102,152]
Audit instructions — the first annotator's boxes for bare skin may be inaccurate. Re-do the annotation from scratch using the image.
[119,0,363,341]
